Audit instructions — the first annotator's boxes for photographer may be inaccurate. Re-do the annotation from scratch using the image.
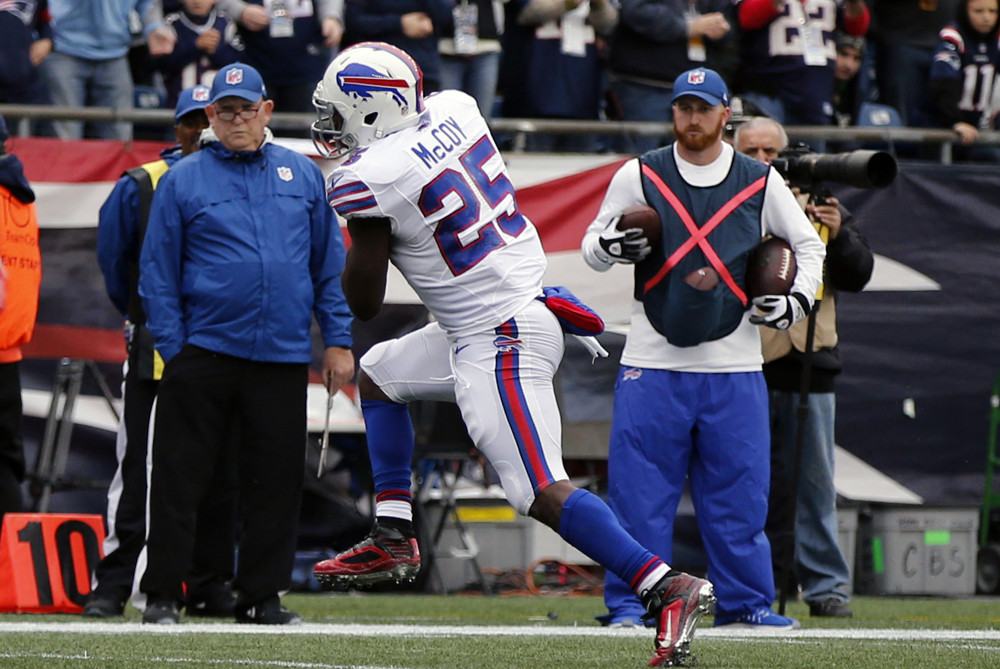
[734,116,874,618]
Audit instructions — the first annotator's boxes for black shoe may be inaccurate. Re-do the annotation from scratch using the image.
[142,600,180,624]
[808,597,854,618]
[82,596,125,618]
[234,596,302,625]
[186,586,235,618]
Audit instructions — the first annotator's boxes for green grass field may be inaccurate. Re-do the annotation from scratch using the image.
[2,593,999,668]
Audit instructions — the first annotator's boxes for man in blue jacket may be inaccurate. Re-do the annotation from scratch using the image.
[136,62,355,625]
[87,86,240,620]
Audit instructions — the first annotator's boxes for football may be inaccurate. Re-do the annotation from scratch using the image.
[615,204,661,248]
[746,237,797,299]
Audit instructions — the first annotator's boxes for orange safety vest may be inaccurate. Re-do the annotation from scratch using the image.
[0,183,41,363]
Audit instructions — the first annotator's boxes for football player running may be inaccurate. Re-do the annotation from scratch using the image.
[311,42,715,667]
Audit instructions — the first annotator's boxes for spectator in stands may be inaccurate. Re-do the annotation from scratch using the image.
[438,0,505,119]
[0,0,52,115]
[154,0,243,110]
[916,0,1000,162]
[0,113,42,523]
[736,0,870,126]
[833,32,866,127]
[216,0,343,112]
[343,0,452,93]
[868,0,959,126]
[38,1,176,141]
[500,0,618,152]
[607,0,734,154]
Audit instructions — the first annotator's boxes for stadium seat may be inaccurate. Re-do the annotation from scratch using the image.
[133,85,165,110]
[857,102,903,128]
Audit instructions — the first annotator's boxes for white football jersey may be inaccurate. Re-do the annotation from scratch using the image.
[328,90,546,337]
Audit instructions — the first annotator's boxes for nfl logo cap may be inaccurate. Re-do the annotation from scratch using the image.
[671,68,730,107]
[174,85,211,122]
[209,62,267,104]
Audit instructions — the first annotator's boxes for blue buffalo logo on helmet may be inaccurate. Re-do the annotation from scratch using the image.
[311,42,426,159]
[337,63,411,112]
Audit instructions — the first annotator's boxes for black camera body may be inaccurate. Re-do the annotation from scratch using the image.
[807,186,835,208]
[770,144,897,189]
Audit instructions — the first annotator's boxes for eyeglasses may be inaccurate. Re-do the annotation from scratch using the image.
[214,105,261,121]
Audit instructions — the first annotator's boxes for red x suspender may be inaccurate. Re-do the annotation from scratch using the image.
[640,163,766,306]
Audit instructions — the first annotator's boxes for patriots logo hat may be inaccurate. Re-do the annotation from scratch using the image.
[210,62,267,104]
[670,68,730,107]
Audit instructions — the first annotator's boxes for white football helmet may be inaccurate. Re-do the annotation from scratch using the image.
[312,42,426,159]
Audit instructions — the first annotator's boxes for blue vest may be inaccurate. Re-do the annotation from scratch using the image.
[635,147,768,347]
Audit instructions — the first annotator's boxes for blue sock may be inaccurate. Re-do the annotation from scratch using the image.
[558,488,665,595]
[361,399,415,494]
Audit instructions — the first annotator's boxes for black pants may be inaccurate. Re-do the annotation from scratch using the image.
[90,354,239,605]
[139,346,307,608]
[0,361,25,521]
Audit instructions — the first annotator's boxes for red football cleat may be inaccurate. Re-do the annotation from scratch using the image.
[313,524,421,588]
[642,571,716,667]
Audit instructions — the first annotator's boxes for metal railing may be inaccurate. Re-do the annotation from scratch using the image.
[3,102,999,164]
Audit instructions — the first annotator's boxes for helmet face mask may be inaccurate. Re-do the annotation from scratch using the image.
[312,94,355,158]
[312,42,426,159]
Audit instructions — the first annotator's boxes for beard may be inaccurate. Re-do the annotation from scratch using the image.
[674,114,725,152]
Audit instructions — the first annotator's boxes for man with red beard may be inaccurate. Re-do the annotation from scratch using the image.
[581,68,825,630]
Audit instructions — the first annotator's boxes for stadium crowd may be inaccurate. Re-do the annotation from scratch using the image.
[2,0,999,158]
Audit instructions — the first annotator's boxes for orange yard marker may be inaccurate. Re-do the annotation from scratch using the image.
[0,513,105,613]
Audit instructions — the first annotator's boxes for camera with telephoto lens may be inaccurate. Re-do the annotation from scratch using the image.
[807,186,835,208]
[771,143,897,189]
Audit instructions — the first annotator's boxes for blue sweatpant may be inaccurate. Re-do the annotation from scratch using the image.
[603,367,775,621]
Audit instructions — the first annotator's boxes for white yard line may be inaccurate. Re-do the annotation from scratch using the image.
[1,621,999,642]
[0,652,395,669]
